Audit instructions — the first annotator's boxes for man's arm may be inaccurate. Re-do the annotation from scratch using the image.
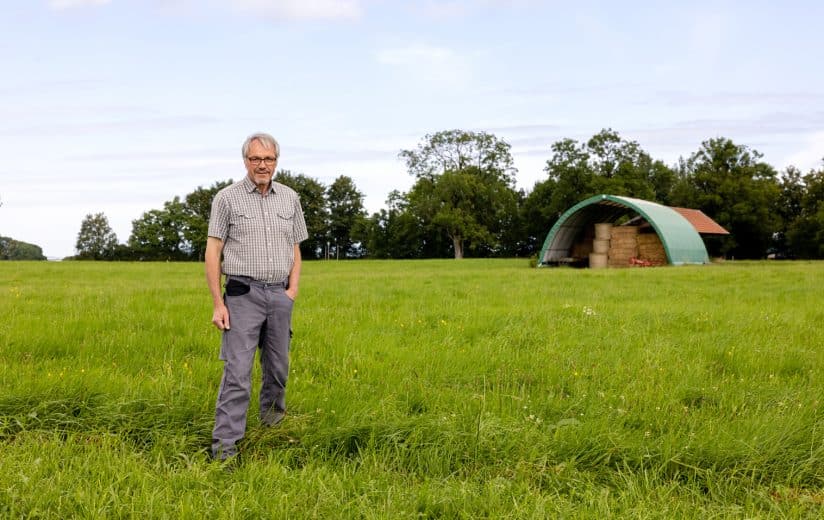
[285,244,301,301]
[205,236,230,330]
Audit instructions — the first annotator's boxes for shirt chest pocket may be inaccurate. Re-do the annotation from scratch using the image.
[275,207,295,240]
[229,205,257,231]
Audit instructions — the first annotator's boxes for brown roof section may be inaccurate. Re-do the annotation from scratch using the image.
[670,207,730,235]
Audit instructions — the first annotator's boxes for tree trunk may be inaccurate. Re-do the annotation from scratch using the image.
[452,236,464,259]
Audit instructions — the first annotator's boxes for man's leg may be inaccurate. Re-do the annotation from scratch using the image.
[212,287,265,459]
[259,286,294,426]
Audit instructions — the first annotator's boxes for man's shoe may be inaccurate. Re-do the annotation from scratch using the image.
[218,454,240,473]
[261,410,285,427]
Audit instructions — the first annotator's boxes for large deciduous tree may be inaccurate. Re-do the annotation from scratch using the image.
[326,175,367,258]
[128,198,189,260]
[0,236,47,260]
[543,129,677,217]
[544,137,595,218]
[400,129,517,186]
[787,163,824,258]
[75,212,118,260]
[183,180,233,261]
[520,178,558,255]
[400,130,520,259]
[363,190,427,259]
[673,138,780,258]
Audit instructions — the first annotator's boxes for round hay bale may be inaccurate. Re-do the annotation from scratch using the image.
[589,252,608,269]
[593,239,610,253]
[594,223,613,240]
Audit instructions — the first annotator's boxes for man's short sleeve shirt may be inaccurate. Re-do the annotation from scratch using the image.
[208,177,309,283]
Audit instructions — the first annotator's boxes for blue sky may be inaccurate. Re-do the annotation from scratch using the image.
[1,0,823,259]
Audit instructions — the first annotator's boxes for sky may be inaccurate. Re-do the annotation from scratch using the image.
[1,0,823,259]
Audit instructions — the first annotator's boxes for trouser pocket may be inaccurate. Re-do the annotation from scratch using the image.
[225,278,250,296]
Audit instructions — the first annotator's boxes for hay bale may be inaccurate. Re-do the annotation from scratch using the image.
[589,253,607,269]
[610,226,639,237]
[594,223,613,240]
[636,233,667,264]
[593,239,610,253]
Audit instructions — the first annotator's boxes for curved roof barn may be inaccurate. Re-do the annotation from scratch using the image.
[539,194,721,266]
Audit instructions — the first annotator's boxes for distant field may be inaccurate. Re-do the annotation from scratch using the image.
[1,259,822,518]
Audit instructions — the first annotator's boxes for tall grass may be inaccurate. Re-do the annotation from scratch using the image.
[1,260,822,518]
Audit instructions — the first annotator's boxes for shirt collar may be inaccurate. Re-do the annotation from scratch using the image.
[242,175,276,195]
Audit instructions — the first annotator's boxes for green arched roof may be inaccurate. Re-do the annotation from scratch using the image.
[539,194,709,266]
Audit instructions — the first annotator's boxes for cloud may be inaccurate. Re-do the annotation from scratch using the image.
[48,0,111,9]
[229,0,362,20]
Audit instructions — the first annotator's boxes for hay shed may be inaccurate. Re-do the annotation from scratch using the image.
[539,194,712,267]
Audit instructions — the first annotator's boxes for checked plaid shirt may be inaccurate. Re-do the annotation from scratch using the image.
[208,177,309,283]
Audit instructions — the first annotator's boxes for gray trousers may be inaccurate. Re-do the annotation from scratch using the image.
[212,276,293,459]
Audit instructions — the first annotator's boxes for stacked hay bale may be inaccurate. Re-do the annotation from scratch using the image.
[636,232,667,265]
[608,226,639,267]
[589,223,611,268]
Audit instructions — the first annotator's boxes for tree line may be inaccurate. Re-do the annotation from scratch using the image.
[71,128,824,261]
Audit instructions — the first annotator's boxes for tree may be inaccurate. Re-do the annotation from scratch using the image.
[673,138,780,258]
[405,166,518,259]
[768,166,805,256]
[127,198,189,260]
[400,129,517,186]
[0,236,46,260]
[543,129,676,216]
[326,175,367,258]
[544,137,595,218]
[521,178,559,255]
[275,170,328,259]
[183,179,233,261]
[400,130,520,259]
[787,163,824,258]
[75,213,118,260]
[363,190,428,259]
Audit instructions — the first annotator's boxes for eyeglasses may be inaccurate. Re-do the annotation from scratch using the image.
[246,156,278,166]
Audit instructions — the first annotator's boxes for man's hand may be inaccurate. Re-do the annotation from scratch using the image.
[285,287,298,301]
[212,303,231,331]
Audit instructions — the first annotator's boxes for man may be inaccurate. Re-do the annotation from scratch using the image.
[205,132,308,462]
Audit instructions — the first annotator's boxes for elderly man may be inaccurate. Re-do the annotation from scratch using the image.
[205,132,308,462]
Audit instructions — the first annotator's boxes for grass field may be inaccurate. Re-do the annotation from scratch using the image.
[1,259,822,518]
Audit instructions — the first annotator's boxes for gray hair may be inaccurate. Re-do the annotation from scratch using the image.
[242,132,280,159]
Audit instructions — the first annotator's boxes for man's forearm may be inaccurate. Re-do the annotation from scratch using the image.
[205,238,224,306]
[288,245,302,293]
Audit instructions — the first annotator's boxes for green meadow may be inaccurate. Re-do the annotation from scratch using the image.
[1,259,822,518]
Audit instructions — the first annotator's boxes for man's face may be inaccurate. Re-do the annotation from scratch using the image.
[244,139,278,188]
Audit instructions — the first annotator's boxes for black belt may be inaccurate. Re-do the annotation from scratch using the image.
[226,275,287,288]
